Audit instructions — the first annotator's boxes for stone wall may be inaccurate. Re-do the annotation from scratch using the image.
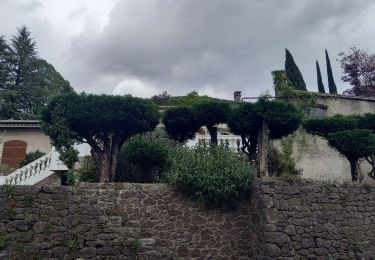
[251,179,375,259]
[1,180,375,259]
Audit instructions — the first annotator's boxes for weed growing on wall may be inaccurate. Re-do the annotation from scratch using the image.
[165,145,255,206]
[0,232,7,250]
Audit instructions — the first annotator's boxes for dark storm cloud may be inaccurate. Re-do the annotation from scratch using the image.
[60,0,375,97]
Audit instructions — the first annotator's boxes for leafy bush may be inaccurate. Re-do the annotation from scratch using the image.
[76,156,100,183]
[19,150,46,167]
[268,146,299,177]
[117,129,171,182]
[165,145,255,206]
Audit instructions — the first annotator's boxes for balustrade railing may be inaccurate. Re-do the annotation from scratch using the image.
[0,152,53,185]
[187,134,242,150]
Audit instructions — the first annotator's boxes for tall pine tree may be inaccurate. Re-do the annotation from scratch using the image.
[316,60,325,93]
[0,26,73,119]
[0,36,12,90]
[325,49,337,94]
[285,48,307,91]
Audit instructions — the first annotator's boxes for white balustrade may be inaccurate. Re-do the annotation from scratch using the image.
[0,152,53,185]
[186,134,243,150]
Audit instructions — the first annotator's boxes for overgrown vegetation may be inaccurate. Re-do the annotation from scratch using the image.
[0,232,7,250]
[118,130,170,182]
[165,145,255,206]
[19,151,46,167]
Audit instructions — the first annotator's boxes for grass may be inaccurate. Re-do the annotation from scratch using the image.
[67,235,79,251]
[24,195,34,207]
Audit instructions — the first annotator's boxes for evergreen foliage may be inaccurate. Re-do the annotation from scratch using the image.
[152,91,228,107]
[304,113,375,181]
[327,129,375,181]
[163,106,201,143]
[193,101,230,145]
[285,48,307,91]
[325,49,337,94]
[303,115,358,138]
[119,133,169,182]
[228,97,302,169]
[19,150,46,167]
[41,93,159,183]
[0,26,73,119]
[316,60,326,93]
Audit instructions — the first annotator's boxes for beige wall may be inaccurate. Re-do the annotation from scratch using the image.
[0,128,51,162]
[293,95,375,183]
[316,95,375,116]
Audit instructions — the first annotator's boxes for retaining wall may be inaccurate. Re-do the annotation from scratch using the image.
[0,179,374,259]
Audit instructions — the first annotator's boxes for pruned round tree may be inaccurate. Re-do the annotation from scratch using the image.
[193,101,230,145]
[228,97,302,177]
[228,102,261,161]
[327,129,375,181]
[41,93,159,183]
[303,115,358,138]
[163,106,201,143]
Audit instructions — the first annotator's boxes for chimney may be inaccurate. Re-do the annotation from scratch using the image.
[234,91,242,103]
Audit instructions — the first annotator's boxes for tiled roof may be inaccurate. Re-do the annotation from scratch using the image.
[0,120,40,128]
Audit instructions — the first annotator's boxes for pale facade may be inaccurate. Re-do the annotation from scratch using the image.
[294,94,375,183]
[0,120,51,167]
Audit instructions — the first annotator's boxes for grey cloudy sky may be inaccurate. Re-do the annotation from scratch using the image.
[1,0,374,99]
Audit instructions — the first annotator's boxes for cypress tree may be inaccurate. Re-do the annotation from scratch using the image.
[325,49,337,94]
[316,60,325,93]
[285,48,307,91]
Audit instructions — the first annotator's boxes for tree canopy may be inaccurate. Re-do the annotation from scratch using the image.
[303,115,358,138]
[228,97,302,175]
[304,113,375,181]
[41,93,159,183]
[0,26,73,119]
[193,101,230,145]
[339,47,375,97]
[163,106,201,143]
[327,129,375,181]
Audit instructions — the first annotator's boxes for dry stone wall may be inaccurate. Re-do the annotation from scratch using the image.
[252,179,375,259]
[0,180,375,259]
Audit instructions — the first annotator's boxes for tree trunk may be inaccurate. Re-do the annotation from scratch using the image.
[207,125,218,145]
[98,136,123,183]
[100,152,111,183]
[99,136,113,183]
[257,120,270,178]
[109,139,120,182]
[349,160,359,182]
[249,136,258,162]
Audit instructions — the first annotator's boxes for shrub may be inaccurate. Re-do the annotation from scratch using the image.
[19,150,46,167]
[267,146,299,177]
[75,156,100,183]
[117,129,171,182]
[165,145,255,206]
